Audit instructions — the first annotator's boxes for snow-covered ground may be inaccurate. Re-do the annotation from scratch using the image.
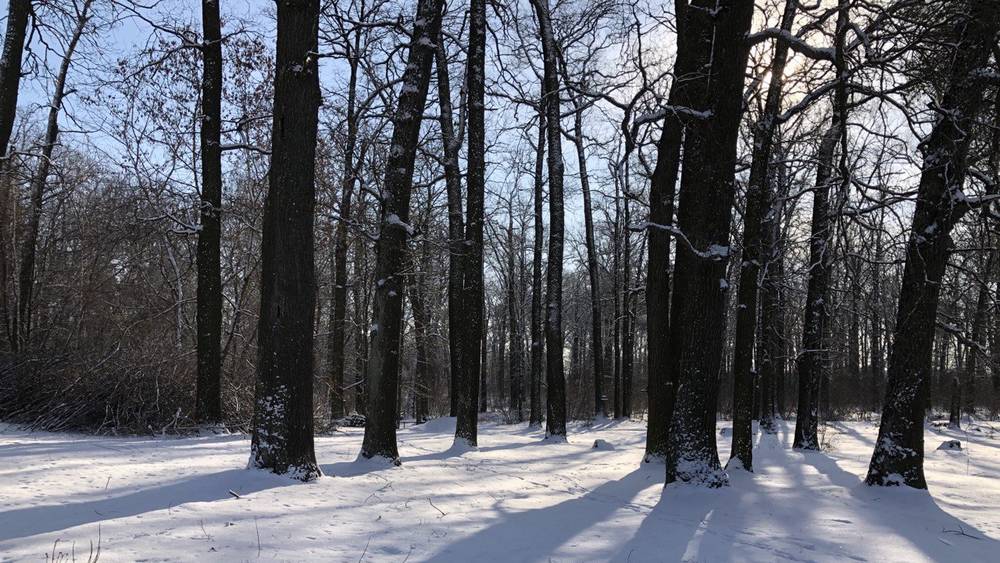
[1,418,998,562]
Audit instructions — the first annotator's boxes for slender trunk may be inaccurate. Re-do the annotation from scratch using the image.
[195,0,224,425]
[250,0,322,480]
[529,100,545,427]
[644,89,684,460]
[759,156,788,432]
[409,270,430,424]
[622,186,633,419]
[570,104,606,418]
[435,38,465,419]
[507,203,522,420]
[664,0,754,486]
[867,2,999,489]
[330,35,363,423]
[728,0,797,469]
[360,0,443,462]
[17,1,91,350]
[532,0,567,439]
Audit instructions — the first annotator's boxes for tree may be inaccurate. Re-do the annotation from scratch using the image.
[793,2,850,451]
[728,0,798,470]
[194,0,224,425]
[455,0,486,448]
[249,0,323,481]
[531,0,567,440]
[663,0,754,486]
[529,97,545,427]
[866,0,1000,489]
[360,0,444,462]
[17,0,94,350]
[435,33,465,419]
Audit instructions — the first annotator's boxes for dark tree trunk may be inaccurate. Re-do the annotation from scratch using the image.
[529,99,545,427]
[456,0,486,447]
[793,2,850,450]
[435,38,465,419]
[728,0,797,470]
[507,203,523,421]
[17,1,91,351]
[792,124,838,451]
[409,269,431,424]
[621,190,633,419]
[948,376,961,429]
[568,104,606,418]
[644,82,685,459]
[0,0,30,351]
[664,0,754,487]
[866,2,999,489]
[195,0,224,425]
[759,154,789,431]
[0,0,27,163]
[250,0,322,481]
[964,256,991,417]
[352,206,369,416]
[480,310,489,412]
[532,0,567,439]
[360,0,443,462]
[329,30,363,423]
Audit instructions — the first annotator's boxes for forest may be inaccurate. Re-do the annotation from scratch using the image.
[0,0,999,560]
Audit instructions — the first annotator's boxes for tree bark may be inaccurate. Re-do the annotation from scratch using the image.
[455,0,486,447]
[329,27,364,423]
[664,0,754,487]
[568,102,606,418]
[435,37,465,419]
[0,0,30,351]
[866,1,999,489]
[529,99,545,427]
[728,0,797,470]
[17,0,92,350]
[250,0,322,481]
[532,0,567,439]
[360,0,443,462]
[195,0,224,425]
[507,201,523,420]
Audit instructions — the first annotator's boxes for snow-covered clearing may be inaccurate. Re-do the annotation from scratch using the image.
[1,418,998,562]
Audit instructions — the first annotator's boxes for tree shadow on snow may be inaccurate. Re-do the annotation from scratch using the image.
[429,464,661,561]
[0,467,292,542]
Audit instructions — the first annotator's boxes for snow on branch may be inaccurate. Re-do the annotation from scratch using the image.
[746,29,835,62]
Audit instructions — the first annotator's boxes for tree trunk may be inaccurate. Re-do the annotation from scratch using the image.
[409,270,431,424]
[455,0,486,447]
[195,0,224,425]
[435,37,465,419]
[793,1,850,451]
[250,0,322,481]
[867,2,999,489]
[17,1,91,350]
[329,31,364,423]
[360,0,443,462]
[643,50,690,458]
[507,202,523,421]
[529,99,545,427]
[0,0,30,351]
[621,187,633,419]
[569,103,606,418]
[728,0,797,469]
[664,0,754,487]
[532,0,567,439]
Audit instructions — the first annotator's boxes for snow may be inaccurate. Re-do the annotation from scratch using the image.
[1,419,999,561]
